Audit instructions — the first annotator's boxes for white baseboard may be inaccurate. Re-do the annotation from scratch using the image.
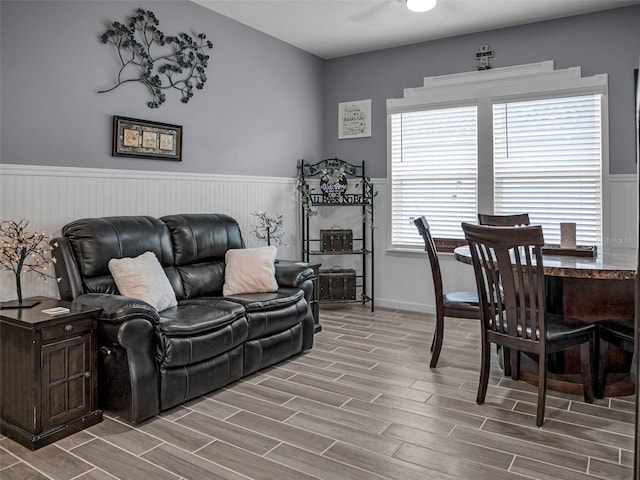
[373,297,435,315]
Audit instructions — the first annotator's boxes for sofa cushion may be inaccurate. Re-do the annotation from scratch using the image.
[225,287,304,312]
[158,298,245,335]
[157,298,248,368]
[63,216,174,283]
[161,213,244,265]
[175,263,226,299]
[108,251,178,312]
[223,246,278,296]
[225,288,307,340]
[161,214,245,299]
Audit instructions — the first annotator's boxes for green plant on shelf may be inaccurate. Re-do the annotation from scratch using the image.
[355,176,378,229]
[297,163,377,228]
[296,175,317,218]
[320,165,345,183]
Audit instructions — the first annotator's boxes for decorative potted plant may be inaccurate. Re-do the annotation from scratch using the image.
[0,219,57,308]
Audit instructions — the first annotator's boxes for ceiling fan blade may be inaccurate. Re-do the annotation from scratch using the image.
[348,1,397,23]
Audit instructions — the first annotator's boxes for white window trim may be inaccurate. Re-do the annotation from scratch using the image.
[386,60,609,253]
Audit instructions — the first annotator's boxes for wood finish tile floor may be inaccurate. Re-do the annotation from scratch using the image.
[1,305,635,480]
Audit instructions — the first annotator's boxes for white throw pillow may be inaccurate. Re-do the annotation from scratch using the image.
[108,251,177,312]
[223,246,278,296]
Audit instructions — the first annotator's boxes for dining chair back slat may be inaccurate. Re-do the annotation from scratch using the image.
[478,213,530,227]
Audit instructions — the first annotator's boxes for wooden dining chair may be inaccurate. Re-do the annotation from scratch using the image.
[478,212,530,374]
[462,222,595,426]
[478,213,530,227]
[414,216,480,368]
[596,318,635,398]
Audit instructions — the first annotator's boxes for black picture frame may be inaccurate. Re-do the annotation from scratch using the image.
[112,116,182,161]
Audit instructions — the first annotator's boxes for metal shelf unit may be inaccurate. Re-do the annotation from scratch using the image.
[298,158,374,311]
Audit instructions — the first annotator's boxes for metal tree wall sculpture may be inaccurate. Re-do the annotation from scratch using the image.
[98,9,213,108]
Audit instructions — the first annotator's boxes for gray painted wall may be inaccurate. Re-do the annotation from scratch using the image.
[3,3,639,179]
[0,0,324,177]
[323,6,640,177]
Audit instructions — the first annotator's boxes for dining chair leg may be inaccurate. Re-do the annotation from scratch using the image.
[497,345,509,370]
[536,353,548,427]
[502,346,512,377]
[429,312,445,368]
[476,338,491,405]
[581,339,594,404]
[510,349,520,381]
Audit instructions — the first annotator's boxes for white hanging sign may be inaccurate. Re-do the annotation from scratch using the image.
[338,99,371,139]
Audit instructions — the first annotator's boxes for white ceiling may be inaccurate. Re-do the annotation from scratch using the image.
[193,0,640,59]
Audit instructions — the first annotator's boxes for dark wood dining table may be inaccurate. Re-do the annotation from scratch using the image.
[454,243,637,397]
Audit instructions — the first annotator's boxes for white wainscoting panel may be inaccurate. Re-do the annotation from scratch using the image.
[0,164,300,301]
[607,174,637,248]
[373,174,638,313]
[0,165,636,311]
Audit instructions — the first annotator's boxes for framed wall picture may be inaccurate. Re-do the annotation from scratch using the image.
[338,99,371,139]
[112,116,182,161]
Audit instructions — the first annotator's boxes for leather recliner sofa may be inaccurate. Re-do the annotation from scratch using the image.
[51,213,314,423]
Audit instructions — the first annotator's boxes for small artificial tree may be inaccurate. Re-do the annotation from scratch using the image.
[0,219,56,308]
[250,212,286,247]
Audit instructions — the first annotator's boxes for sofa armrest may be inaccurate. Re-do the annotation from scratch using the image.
[72,293,160,325]
[98,317,160,423]
[275,265,314,288]
[84,292,161,422]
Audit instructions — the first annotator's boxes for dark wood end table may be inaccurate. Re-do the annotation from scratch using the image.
[0,296,103,449]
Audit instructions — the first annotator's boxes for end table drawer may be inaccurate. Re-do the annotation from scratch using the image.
[42,318,93,342]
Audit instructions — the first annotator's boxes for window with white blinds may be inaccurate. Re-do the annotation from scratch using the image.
[389,75,606,249]
[390,106,478,247]
[391,105,478,246]
[493,95,602,245]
